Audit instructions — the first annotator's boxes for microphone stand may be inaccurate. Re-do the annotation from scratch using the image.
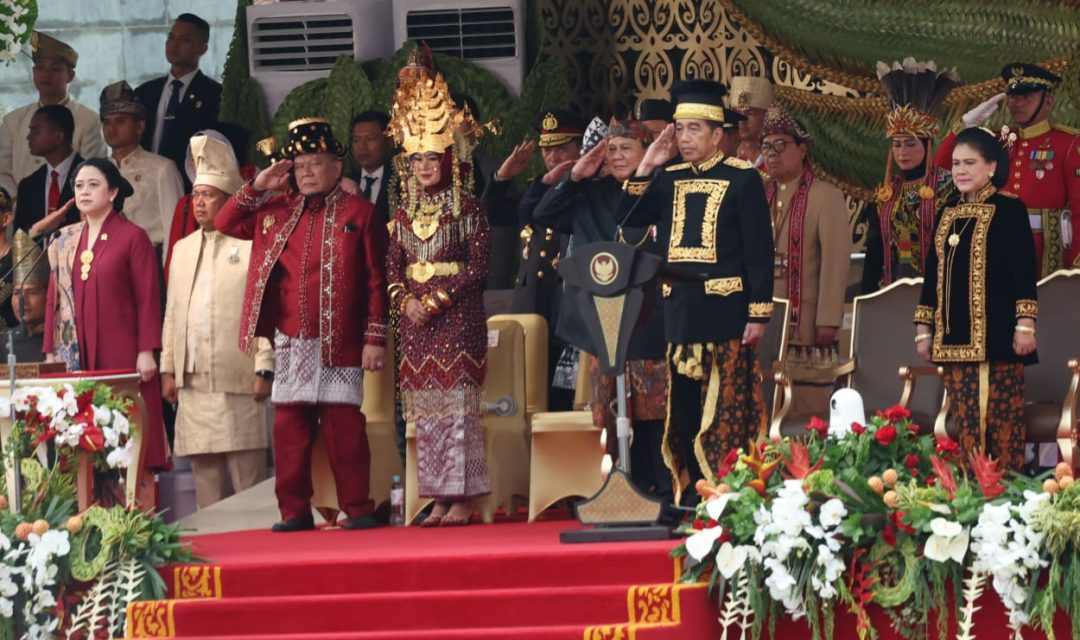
[4,231,58,514]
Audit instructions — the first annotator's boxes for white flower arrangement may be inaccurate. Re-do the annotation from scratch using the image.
[0,0,33,65]
[0,529,71,636]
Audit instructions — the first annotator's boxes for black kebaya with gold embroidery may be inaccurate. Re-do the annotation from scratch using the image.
[617,152,774,345]
[915,185,1038,365]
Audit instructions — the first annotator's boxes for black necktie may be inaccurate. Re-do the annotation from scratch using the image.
[362,175,377,202]
[159,78,184,153]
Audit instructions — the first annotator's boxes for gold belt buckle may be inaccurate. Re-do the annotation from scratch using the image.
[410,261,437,283]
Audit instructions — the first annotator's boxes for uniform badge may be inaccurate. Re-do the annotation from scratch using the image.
[589,252,618,286]
[228,246,241,264]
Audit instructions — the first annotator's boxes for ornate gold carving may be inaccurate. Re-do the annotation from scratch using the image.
[1015,299,1038,319]
[126,600,175,637]
[748,302,774,318]
[914,304,934,325]
[932,202,993,362]
[594,295,626,367]
[405,261,463,283]
[629,584,680,624]
[704,277,743,296]
[669,179,729,263]
[173,565,222,599]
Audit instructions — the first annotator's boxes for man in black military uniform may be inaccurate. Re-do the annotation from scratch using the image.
[617,79,774,504]
[636,98,675,140]
[483,108,585,409]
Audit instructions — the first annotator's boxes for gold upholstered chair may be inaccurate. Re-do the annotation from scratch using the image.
[488,313,549,416]
[771,279,946,439]
[527,349,601,522]
[404,318,530,525]
[311,332,404,524]
[1019,269,1080,470]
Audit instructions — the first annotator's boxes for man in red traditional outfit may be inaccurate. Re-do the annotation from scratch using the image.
[935,63,1080,276]
[217,118,389,532]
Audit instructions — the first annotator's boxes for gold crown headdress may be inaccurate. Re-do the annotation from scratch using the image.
[388,46,476,157]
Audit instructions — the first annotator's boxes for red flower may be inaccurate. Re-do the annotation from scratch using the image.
[890,511,916,535]
[935,436,959,455]
[717,448,740,478]
[851,421,866,435]
[78,424,104,452]
[906,423,921,436]
[926,476,937,487]
[874,425,898,446]
[692,519,705,530]
[904,454,920,469]
[882,523,897,546]
[881,405,911,423]
[806,416,829,439]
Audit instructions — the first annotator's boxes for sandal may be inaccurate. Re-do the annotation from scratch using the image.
[440,506,473,527]
[420,514,443,527]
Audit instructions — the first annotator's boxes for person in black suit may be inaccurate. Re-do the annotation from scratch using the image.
[346,111,395,222]
[14,104,82,236]
[134,13,222,187]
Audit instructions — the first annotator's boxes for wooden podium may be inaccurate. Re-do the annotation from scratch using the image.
[1,367,149,512]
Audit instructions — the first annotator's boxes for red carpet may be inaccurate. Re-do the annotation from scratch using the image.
[125,519,721,639]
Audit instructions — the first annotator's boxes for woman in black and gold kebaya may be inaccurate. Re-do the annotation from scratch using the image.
[914,127,1038,471]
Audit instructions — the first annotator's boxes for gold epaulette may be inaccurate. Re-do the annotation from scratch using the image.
[723,156,754,170]
[665,162,693,172]
[1053,123,1079,135]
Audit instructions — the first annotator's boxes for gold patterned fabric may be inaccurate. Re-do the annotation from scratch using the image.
[943,362,1026,472]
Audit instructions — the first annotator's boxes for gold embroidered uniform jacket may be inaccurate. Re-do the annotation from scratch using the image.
[617,153,774,344]
[915,190,1038,365]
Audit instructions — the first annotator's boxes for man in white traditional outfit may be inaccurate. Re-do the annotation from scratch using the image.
[0,32,107,199]
[161,134,273,509]
[100,81,185,261]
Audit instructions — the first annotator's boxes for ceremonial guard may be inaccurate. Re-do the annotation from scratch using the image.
[618,79,774,503]
[916,127,1038,471]
[935,63,1080,275]
[762,102,851,416]
[729,76,775,171]
[862,59,959,293]
[217,118,389,532]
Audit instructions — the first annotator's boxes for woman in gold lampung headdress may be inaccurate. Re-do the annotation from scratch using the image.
[385,47,491,527]
[862,59,959,293]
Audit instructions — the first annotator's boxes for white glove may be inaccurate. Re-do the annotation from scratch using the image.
[961,93,1006,128]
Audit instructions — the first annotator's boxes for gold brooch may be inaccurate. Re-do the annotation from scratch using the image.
[262,216,275,235]
[80,249,94,281]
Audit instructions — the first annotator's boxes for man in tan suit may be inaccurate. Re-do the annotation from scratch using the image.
[762,102,851,417]
[161,134,273,509]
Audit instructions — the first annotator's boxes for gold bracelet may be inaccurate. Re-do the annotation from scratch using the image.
[398,294,416,316]
[433,289,453,310]
[1013,325,1035,335]
[914,334,932,343]
[421,294,442,315]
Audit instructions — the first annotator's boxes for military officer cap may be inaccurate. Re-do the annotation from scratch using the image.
[31,31,78,68]
[636,98,674,123]
[729,76,776,111]
[534,108,585,148]
[99,81,147,121]
[1001,63,1061,95]
[671,79,745,129]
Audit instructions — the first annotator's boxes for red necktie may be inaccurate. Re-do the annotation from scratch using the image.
[48,169,60,212]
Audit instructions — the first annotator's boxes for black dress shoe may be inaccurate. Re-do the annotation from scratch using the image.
[341,514,378,530]
[271,515,315,533]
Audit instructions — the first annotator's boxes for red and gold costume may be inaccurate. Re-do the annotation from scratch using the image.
[385,49,491,501]
[935,64,1080,276]
[216,118,388,522]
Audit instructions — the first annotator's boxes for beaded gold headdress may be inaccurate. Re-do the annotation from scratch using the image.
[388,46,481,157]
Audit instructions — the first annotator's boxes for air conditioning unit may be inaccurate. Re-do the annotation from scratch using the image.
[246,0,396,115]
[391,0,525,96]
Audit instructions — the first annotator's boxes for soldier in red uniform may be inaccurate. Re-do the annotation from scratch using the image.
[935,63,1080,275]
[217,118,389,532]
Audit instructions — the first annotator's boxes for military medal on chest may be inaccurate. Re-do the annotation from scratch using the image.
[1029,138,1055,180]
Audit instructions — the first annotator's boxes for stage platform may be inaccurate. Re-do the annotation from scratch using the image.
[126,480,718,638]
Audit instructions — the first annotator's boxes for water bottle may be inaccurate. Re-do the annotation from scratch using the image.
[390,475,405,526]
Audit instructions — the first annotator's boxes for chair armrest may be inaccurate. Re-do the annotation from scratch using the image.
[1058,358,1079,473]
[897,364,944,409]
[769,369,793,441]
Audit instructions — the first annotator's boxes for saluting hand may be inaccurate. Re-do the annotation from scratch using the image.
[495,139,537,181]
[541,159,575,185]
[253,160,294,192]
[30,198,76,238]
[636,123,677,177]
[571,139,608,182]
